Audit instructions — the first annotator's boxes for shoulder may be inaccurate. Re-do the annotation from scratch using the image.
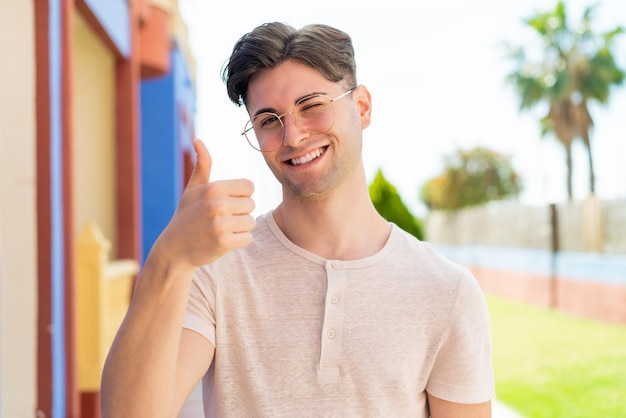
[390,225,473,284]
[387,226,489,319]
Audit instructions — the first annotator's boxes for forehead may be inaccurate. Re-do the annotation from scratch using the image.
[246,60,336,113]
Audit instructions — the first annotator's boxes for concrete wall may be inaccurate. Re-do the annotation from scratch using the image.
[426,196,626,254]
[72,10,118,257]
[603,199,626,254]
[0,1,38,416]
[426,197,626,324]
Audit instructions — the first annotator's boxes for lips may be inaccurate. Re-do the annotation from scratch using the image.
[289,146,327,166]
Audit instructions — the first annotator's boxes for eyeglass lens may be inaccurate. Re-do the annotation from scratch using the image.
[243,94,337,152]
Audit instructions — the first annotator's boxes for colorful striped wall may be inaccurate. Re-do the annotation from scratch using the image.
[23,0,196,416]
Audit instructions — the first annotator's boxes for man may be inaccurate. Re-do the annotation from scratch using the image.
[102,22,494,417]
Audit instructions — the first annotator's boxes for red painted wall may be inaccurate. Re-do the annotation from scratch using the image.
[471,266,626,324]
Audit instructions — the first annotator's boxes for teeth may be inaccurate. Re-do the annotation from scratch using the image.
[291,148,324,166]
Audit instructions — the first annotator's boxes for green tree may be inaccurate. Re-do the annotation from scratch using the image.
[369,170,424,240]
[420,147,522,211]
[505,1,624,199]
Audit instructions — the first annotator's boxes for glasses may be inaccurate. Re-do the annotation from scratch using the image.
[241,89,354,152]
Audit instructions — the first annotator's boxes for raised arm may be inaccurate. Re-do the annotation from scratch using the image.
[101,140,255,418]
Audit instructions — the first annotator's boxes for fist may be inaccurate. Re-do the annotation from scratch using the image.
[155,139,256,269]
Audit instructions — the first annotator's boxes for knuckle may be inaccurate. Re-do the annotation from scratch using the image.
[208,199,230,216]
[206,182,226,197]
[211,228,232,250]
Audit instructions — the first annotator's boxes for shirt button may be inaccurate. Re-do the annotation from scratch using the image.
[327,330,336,339]
[330,295,338,304]
[332,261,341,269]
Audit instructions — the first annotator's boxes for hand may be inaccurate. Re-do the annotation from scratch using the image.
[153,139,256,270]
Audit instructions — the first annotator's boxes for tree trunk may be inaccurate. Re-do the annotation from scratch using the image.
[565,143,574,201]
[583,133,596,195]
[550,101,576,201]
[577,102,596,195]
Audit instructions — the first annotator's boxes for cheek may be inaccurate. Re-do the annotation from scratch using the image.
[347,104,368,130]
[261,153,277,170]
[337,110,363,142]
[261,153,284,179]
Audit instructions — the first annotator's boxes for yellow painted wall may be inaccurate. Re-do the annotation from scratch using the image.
[0,1,38,416]
[72,11,118,256]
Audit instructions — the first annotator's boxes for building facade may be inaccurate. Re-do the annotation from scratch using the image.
[0,1,196,417]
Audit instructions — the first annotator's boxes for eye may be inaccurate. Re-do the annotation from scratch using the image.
[254,113,281,130]
[297,96,328,115]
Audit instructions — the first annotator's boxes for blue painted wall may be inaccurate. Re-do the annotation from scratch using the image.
[141,47,196,263]
[172,47,195,154]
[435,245,626,286]
[49,0,66,416]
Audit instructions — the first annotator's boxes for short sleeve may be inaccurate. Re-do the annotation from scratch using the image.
[426,269,495,403]
[182,266,217,346]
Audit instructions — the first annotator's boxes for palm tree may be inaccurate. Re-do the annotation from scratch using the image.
[505,1,624,200]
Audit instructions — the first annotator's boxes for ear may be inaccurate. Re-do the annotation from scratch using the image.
[353,85,372,129]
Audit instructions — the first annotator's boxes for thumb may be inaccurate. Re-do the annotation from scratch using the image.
[187,139,212,187]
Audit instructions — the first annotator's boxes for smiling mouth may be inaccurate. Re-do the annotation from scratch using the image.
[289,146,327,166]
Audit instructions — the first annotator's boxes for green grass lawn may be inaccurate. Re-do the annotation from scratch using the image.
[487,295,626,418]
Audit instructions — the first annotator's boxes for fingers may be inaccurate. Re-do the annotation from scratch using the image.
[187,139,212,188]
[233,195,255,217]
[217,179,255,199]
[222,213,256,250]
[162,139,257,267]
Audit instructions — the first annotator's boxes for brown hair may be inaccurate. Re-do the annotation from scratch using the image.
[222,22,357,106]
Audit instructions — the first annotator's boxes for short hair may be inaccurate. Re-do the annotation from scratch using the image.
[222,22,357,107]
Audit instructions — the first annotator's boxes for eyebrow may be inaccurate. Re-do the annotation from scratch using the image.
[252,91,328,118]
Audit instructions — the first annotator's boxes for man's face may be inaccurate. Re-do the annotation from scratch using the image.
[245,60,371,200]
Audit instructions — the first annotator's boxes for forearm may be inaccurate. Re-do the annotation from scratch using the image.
[428,395,492,418]
[101,249,195,418]
[100,139,254,416]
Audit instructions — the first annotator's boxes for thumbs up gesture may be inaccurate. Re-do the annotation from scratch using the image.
[152,139,256,270]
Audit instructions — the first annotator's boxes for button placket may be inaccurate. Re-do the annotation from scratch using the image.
[319,261,348,371]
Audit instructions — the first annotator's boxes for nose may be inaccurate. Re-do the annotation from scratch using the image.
[281,113,309,147]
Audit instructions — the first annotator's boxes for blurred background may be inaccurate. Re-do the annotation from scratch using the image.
[1,0,624,417]
[180,0,626,217]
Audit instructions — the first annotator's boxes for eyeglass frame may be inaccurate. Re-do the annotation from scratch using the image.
[241,88,355,152]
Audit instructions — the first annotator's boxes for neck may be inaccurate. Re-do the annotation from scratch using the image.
[273,176,391,260]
